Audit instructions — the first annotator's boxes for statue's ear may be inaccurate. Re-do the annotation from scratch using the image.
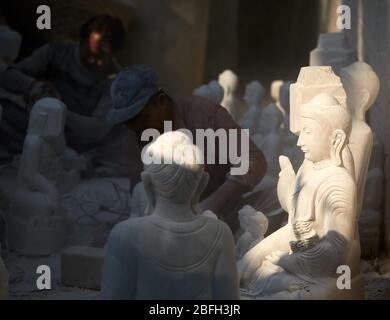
[141,171,155,215]
[331,129,347,166]
[191,171,209,214]
[359,89,370,113]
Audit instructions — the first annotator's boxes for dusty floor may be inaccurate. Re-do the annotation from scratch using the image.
[4,252,390,300]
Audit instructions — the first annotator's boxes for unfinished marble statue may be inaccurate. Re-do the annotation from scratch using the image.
[101,131,239,299]
[8,98,68,256]
[239,93,364,299]
[240,81,265,134]
[236,205,268,260]
[219,69,240,121]
[310,32,357,75]
[340,62,380,216]
[193,80,223,104]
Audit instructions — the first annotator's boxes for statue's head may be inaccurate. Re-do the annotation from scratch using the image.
[218,69,239,94]
[208,80,224,104]
[28,98,66,137]
[193,84,212,99]
[340,62,380,121]
[298,93,352,166]
[141,131,208,213]
[244,81,264,107]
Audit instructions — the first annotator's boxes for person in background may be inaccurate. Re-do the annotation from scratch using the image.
[104,64,268,231]
[0,14,125,152]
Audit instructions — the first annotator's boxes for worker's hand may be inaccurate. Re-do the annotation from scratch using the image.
[28,81,61,110]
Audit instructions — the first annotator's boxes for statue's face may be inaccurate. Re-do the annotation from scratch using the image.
[298,117,330,162]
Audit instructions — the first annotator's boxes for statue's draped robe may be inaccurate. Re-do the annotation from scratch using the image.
[247,161,357,299]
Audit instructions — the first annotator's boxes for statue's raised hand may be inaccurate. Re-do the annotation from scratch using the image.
[277,155,296,213]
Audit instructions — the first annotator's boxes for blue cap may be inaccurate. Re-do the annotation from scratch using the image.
[106,64,159,124]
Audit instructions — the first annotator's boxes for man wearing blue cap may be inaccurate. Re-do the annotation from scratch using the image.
[106,64,267,230]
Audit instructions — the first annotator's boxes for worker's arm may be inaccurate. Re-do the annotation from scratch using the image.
[65,89,114,145]
[200,105,267,216]
[0,44,54,96]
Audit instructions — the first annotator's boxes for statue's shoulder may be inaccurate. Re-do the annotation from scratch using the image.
[316,166,356,205]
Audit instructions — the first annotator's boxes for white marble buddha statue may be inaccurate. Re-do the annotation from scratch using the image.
[236,205,268,260]
[240,81,265,135]
[101,131,239,300]
[8,98,68,255]
[340,62,380,217]
[219,69,240,121]
[238,93,364,299]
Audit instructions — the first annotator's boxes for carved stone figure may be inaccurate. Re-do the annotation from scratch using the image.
[239,81,265,134]
[193,80,224,104]
[101,131,239,299]
[219,69,240,121]
[236,205,268,260]
[310,32,357,75]
[8,98,68,256]
[340,62,380,216]
[239,93,364,299]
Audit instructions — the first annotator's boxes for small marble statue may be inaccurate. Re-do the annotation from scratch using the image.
[236,205,268,260]
[101,131,239,299]
[219,69,240,121]
[193,80,224,104]
[239,93,364,299]
[8,98,68,256]
[340,62,380,216]
[239,81,265,134]
[310,32,357,75]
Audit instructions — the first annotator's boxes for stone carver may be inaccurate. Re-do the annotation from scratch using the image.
[239,93,364,299]
[101,131,239,299]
